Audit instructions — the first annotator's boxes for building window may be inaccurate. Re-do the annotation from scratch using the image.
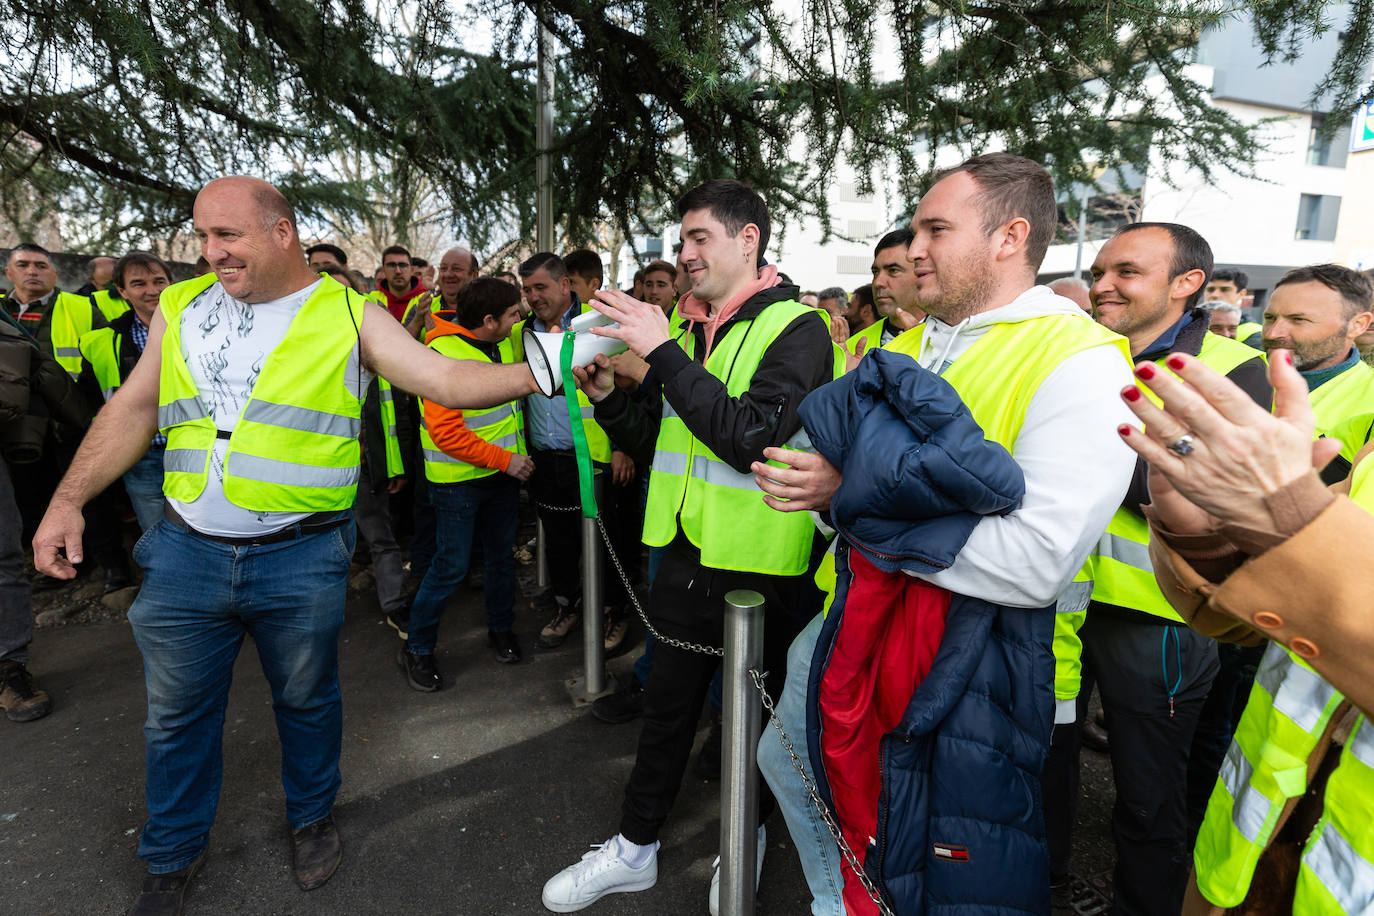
[1306,114,1350,169]
[1295,193,1342,241]
[836,255,871,276]
[836,182,875,204]
[847,219,878,238]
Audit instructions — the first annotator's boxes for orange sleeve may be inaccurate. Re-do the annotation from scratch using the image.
[423,398,514,473]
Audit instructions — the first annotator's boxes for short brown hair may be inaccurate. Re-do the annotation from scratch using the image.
[934,152,1057,271]
[642,259,677,280]
[1276,264,1374,321]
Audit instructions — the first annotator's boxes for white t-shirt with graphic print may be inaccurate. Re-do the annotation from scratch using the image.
[167,279,372,537]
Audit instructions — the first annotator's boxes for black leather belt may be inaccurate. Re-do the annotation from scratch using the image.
[162,503,349,546]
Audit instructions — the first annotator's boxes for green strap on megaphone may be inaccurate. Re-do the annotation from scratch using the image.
[559,330,599,518]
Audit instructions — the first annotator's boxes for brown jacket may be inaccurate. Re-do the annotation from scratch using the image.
[1149,476,1374,915]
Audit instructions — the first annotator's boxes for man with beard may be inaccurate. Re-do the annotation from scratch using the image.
[1263,264,1374,481]
[1082,223,1271,914]
[755,154,1136,914]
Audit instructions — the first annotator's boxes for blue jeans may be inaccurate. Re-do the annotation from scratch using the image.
[127,515,355,873]
[758,612,846,916]
[406,477,518,655]
[122,446,166,534]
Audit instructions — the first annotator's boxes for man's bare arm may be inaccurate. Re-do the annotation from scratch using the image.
[32,309,165,577]
[360,302,537,407]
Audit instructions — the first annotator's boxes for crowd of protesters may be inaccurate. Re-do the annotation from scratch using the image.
[3,156,1374,916]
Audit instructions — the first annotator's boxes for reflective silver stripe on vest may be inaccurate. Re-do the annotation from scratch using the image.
[227,453,359,489]
[662,400,680,420]
[380,387,393,402]
[1351,718,1374,772]
[1219,741,1269,843]
[241,400,360,439]
[652,451,688,476]
[1056,580,1093,615]
[1302,822,1374,913]
[463,404,516,427]
[1096,531,1154,573]
[100,387,116,402]
[424,448,463,465]
[159,396,208,428]
[424,431,521,466]
[691,455,760,492]
[387,424,397,438]
[163,448,206,474]
[581,405,597,421]
[1258,650,1339,733]
[54,346,81,359]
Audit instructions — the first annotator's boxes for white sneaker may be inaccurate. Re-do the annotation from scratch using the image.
[542,835,659,912]
[708,824,767,916]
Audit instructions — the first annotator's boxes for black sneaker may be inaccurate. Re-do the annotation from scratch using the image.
[591,677,645,724]
[396,648,442,692]
[0,660,52,722]
[695,713,722,780]
[385,606,410,641]
[488,629,522,664]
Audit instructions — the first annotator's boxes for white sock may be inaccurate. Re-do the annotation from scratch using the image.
[615,834,658,868]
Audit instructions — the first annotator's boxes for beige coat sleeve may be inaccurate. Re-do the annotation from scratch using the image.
[1150,496,1374,717]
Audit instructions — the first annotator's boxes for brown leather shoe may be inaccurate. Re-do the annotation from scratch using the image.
[291,815,341,891]
[129,854,205,916]
[1081,718,1110,753]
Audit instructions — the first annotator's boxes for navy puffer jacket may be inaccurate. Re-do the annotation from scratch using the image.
[800,351,1054,915]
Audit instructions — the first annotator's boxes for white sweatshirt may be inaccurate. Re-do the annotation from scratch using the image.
[904,286,1136,610]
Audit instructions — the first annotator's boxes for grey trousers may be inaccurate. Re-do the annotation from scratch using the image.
[0,458,34,663]
[354,466,407,615]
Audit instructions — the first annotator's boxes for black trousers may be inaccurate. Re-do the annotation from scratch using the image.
[618,537,813,845]
[529,450,626,606]
[1079,606,1219,916]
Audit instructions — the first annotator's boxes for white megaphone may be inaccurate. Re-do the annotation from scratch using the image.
[524,309,628,396]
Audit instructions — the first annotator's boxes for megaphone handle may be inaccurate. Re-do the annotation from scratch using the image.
[559,330,599,519]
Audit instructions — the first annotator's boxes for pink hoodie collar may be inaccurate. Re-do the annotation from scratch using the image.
[674,265,780,359]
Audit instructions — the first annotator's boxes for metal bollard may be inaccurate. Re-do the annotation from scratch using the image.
[720,589,765,916]
[536,518,549,590]
[581,471,606,696]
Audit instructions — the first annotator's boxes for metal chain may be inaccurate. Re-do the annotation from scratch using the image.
[533,499,894,915]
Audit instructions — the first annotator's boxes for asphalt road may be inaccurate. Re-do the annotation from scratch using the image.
[2,575,1116,915]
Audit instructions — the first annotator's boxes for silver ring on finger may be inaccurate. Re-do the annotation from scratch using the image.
[1166,434,1196,457]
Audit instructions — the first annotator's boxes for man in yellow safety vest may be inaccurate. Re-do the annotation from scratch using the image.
[31,175,538,915]
[540,179,835,913]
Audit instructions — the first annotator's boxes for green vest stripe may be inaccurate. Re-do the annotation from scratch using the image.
[240,400,360,439]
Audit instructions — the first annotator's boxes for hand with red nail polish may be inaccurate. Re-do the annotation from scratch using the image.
[1135,363,1156,380]
[1122,387,1141,403]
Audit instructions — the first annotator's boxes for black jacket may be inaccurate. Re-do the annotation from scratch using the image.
[592,283,835,472]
